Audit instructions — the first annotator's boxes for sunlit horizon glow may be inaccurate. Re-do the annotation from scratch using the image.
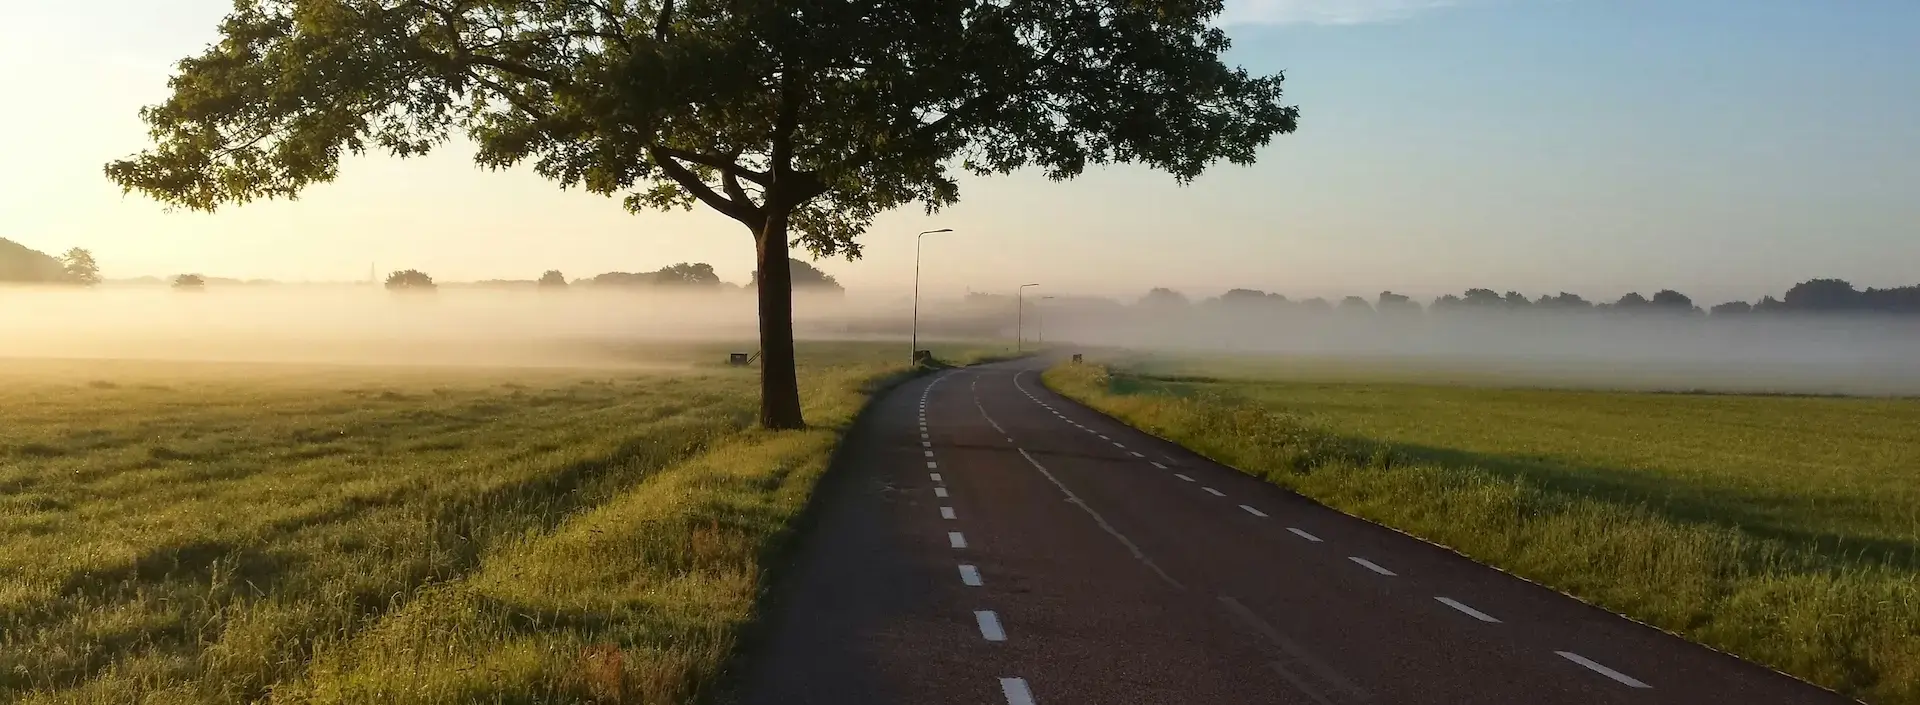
[1,1,1916,307]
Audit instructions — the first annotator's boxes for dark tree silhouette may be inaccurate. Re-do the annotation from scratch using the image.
[105,0,1298,430]
[1754,295,1789,313]
[0,238,67,282]
[1376,291,1420,314]
[1710,301,1752,316]
[1613,292,1650,309]
[1462,288,1504,307]
[1502,291,1531,307]
[1431,293,1463,310]
[1783,279,1860,311]
[1140,288,1191,310]
[1298,297,1332,313]
[1535,292,1593,310]
[751,259,843,293]
[538,270,568,288]
[1650,289,1695,312]
[172,273,205,290]
[385,269,436,291]
[1338,296,1374,314]
[655,262,722,287]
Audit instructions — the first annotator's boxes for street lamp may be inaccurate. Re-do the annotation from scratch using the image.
[1017,283,1040,353]
[910,228,954,366]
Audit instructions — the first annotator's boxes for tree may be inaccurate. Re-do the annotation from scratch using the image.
[1502,291,1531,308]
[1140,288,1190,310]
[751,258,842,293]
[172,273,206,290]
[1535,292,1592,310]
[61,248,100,286]
[1783,278,1860,311]
[0,238,67,282]
[104,0,1297,430]
[1614,292,1650,309]
[538,270,568,288]
[1462,288,1504,307]
[1338,296,1373,314]
[1649,289,1695,312]
[1710,301,1752,316]
[385,269,436,291]
[1298,297,1332,313]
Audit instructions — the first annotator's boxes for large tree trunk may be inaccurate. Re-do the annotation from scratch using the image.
[755,211,806,430]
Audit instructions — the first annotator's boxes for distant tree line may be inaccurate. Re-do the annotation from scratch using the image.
[1167,279,1920,317]
[2,238,100,285]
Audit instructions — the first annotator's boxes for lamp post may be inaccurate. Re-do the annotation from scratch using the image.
[1038,295,1056,347]
[1017,283,1040,353]
[910,228,953,365]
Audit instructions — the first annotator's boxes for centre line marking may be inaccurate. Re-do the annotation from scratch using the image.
[1239,505,1269,517]
[959,564,983,586]
[921,433,929,439]
[1131,452,1146,458]
[924,450,934,457]
[1097,434,1110,440]
[927,461,938,469]
[949,532,968,549]
[1174,474,1195,482]
[1436,597,1502,623]
[930,473,942,482]
[975,611,1007,641]
[1288,528,1323,542]
[941,506,957,520]
[922,441,931,447]
[1151,461,1167,469]
[935,487,949,498]
[1349,557,1397,576]
[1203,487,1225,497]
[1556,651,1651,689]
[999,677,1036,705]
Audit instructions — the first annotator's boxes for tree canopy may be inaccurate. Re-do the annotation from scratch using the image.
[61,248,101,287]
[104,0,1298,429]
[0,238,67,283]
[385,269,436,290]
[172,273,207,289]
[538,270,568,287]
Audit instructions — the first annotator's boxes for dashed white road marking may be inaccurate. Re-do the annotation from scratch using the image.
[949,531,968,549]
[1174,474,1196,482]
[922,441,932,448]
[927,461,939,469]
[930,473,942,482]
[1349,556,1397,576]
[1097,434,1110,440]
[1288,528,1323,542]
[941,506,957,520]
[1112,442,1126,449]
[975,610,1007,641]
[1131,452,1146,458]
[1151,462,1167,469]
[1239,505,1269,517]
[960,564,983,586]
[921,433,929,440]
[999,677,1036,705]
[935,487,949,498]
[924,450,935,457]
[1015,448,1184,589]
[1202,487,1226,497]
[1435,597,1502,623]
[1556,651,1651,689]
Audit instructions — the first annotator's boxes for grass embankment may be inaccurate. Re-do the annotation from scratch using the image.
[0,348,909,704]
[1044,362,1920,703]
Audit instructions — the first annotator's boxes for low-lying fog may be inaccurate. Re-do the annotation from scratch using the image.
[4,285,1917,395]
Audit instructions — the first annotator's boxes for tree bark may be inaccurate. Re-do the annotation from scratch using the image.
[755,210,806,430]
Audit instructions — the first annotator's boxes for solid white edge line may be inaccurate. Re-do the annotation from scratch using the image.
[949,531,968,549]
[959,564,983,586]
[1435,597,1502,623]
[1556,651,1651,688]
[1174,474,1195,482]
[999,677,1036,705]
[1239,505,1268,517]
[934,487,949,497]
[930,473,942,482]
[941,506,957,520]
[1151,462,1167,469]
[1349,556,1397,576]
[1203,487,1225,497]
[975,610,1007,641]
[1288,527,1323,542]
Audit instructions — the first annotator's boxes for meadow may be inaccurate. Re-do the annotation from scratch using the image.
[0,341,992,704]
[1045,357,1920,703]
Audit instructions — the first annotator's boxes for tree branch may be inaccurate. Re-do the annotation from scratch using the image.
[655,147,769,185]
[647,145,756,224]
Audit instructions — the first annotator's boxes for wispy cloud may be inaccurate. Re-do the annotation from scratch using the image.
[1220,0,1463,26]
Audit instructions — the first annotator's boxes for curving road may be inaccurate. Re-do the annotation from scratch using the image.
[734,360,1851,704]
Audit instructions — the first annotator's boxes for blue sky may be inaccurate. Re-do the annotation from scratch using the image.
[0,0,1914,304]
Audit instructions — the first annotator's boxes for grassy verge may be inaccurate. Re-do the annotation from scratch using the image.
[1044,362,1920,703]
[0,347,911,704]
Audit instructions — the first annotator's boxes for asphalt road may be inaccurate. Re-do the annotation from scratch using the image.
[734,360,1851,704]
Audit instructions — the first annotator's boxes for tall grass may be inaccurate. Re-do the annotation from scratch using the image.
[1045,363,1920,703]
[0,350,906,703]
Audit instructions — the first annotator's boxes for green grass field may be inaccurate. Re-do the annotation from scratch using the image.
[1045,359,1920,703]
[0,340,994,704]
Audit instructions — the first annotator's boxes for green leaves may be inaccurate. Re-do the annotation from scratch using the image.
[109,0,1297,254]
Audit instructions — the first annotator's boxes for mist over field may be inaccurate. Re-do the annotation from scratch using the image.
[6,283,1918,394]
